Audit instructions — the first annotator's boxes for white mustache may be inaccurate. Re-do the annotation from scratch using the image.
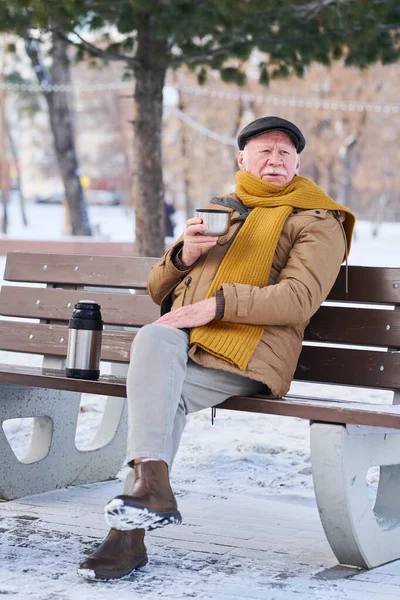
[262,167,288,176]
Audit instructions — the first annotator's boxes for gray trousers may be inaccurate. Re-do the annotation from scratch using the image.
[124,324,269,489]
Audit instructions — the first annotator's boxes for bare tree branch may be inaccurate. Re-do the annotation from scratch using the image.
[24,34,52,89]
[293,0,352,21]
[294,0,351,13]
[65,30,139,68]
[171,43,245,67]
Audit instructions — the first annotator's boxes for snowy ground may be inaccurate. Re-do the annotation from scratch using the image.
[0,199,399,599]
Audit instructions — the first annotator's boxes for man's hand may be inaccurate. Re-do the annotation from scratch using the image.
[181,218,219,267]
[153,298,217,329]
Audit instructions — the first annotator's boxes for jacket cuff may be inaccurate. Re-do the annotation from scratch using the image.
[214,289,225,320]
[219,283,250,322]
[171,245,192,272]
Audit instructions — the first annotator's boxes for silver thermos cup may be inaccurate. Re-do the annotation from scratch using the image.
[66,300,103,380]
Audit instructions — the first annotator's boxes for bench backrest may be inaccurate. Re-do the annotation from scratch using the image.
[0,252,399,392]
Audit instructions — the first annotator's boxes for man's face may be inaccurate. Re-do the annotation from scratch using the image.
[238,130,300,185]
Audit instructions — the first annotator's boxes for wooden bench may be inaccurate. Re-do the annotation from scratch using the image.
[0,251,399,570]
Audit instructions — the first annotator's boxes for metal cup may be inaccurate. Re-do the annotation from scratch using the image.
[195,209,231,236]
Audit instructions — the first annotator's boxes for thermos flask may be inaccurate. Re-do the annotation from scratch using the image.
[66,300,103,380]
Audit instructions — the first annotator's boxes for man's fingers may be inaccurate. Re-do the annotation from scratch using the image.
[186,223,210,235]
[190,238,218,245]
[186,218,203,227]
[186,226,218,240]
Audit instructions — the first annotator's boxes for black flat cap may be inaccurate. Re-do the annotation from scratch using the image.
[238,116,306,153]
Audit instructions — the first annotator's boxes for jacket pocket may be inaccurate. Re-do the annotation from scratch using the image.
[291,208,328,219]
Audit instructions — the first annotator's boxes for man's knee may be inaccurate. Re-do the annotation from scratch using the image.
[130,324,189,361]
[134,323,164,345]
[134,323,186,345]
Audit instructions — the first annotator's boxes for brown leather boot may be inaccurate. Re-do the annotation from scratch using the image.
[104,460,182,531]
[77,527,148,580]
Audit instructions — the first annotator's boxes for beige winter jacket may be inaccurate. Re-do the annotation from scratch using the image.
[147,198,347,398]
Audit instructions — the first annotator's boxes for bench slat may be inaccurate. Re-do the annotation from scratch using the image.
[328,266,400,304]
[295,345,399,389]
[0,321,398,389]
[0,363,398,429]
[0,364,127,396]
[5,255,400,305]
[0,286,160,326]
[0,321,135,362]
[4,253,158,288]
[305,306,400,348]
[218,395,400,429]
[1,285,398,347]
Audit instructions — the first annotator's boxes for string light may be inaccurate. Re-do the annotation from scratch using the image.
[179,85,400,114]
[0,81,131,92]
[0,79,398,114]
[171,106,236,146]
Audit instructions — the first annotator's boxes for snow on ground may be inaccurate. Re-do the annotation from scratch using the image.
[0,199,399,598]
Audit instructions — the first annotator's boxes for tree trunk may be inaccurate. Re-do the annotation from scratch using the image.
[372,191,389,237]
[25,32,92,236]
[337,110,367,211]
[133,20,167,257]
[0,104,8,234]
[327,159,338,199]
[231,97,244,176]
[338,128,364,210]
[0,39,8,234]
[6,119,28,226]
[177,90,195,221]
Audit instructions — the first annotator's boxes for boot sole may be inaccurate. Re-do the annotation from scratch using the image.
[104,498,182,531]
[77,555,148,581]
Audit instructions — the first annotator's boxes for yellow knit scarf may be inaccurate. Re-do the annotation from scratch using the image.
[190,171,355,370]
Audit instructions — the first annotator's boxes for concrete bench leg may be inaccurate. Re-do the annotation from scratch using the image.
[73,360,129,485]
[0,384,127,500]
[311,422,400,569]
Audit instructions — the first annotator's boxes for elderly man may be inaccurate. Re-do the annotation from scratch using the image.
[78,116,355,580]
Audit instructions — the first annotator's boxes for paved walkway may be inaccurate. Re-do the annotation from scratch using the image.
[1,480,400,599]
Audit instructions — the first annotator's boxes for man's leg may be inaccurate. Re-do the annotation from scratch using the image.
[125,324,191,467]
[124,323,268,471]
[105,324,269,530]
[79,324,269,579]
[169,356,269,467]
[78,324,189,580]
[105,324,192,530]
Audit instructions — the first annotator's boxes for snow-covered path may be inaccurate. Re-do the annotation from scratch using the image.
[3,475,400,600]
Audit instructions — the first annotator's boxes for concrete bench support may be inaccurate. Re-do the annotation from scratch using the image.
[311,422,400,568]
[0,383,127,500]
